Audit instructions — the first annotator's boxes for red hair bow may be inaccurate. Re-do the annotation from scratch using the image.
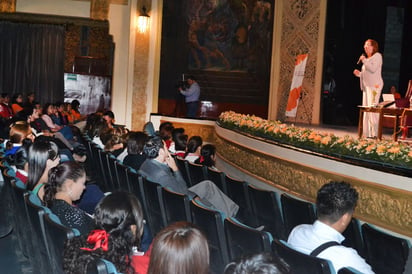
[80,230,110,252]
[199,156,205,163]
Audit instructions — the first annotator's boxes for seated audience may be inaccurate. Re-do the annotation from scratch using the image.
[43,161,94,235]
[63,191,149,274]
[11,93,24,115]
[85,113,109,149]
[0,93,13,120]
[103,110,123,129]
[139,136,238,217]
[5,121,34,156]
[390,85,401,99]
[168,127,185,154]
[159,121,174,150]
[23,92,36,110]
[224,253,291,274]
[184,135,202,162]
[170,131,187,158]
[100,127,128,157]
[287,181,374,273]
[27,139,60,200]
[123,131,148,171]
[6,142,31,184]
[41,103,74,141]
[195,144,217,169]
[148,221,209,274]
[70,99,85,123]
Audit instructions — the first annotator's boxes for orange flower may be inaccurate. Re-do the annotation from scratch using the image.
[387,146,400,154]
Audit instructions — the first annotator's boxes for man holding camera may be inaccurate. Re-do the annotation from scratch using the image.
[179,75,200,118]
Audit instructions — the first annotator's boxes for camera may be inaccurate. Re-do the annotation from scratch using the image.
[176,80,189,90]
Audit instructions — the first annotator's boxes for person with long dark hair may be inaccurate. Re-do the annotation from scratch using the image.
[194,144,217,169]
[27,139,60,200]
[63,191,149,274]
[184,135,203,162]
[43,161,93,235]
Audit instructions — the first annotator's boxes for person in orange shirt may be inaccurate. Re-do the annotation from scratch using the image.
[11,93,24,115]
[390,85,401,99]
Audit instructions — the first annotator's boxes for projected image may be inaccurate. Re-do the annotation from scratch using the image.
[64,73,111,115]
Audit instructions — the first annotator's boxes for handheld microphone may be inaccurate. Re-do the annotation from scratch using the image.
[357,54,365,65]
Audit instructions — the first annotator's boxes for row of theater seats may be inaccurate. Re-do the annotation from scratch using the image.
[0,159,80,274]
[81,135,411,274]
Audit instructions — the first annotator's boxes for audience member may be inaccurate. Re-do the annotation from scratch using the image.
[27,139,60,201]
[287,181,374,273]
[224,253,291,274]
[139,136,238,217]
[168,127,185,154]
[148,221,209,274]
[123,131,148,171]
[5,121,34,156]
[85,113,109,149]
[63,191,149,274]
[70,99,85,123]
[195,144,217,169]
[100,127,128,157]
[172,134,188,158]
[43,161,94,235]
[184,135,202,162]
[5,142,30,184]
[23,92,36,110]
[159,121,174,149]
[11,93,24,115]
[0,93,13,120]
[41,103,74,141]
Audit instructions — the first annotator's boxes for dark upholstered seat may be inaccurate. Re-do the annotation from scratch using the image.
[225,174,257,227]
[205,167,227,194]
[272,239,333,274]
[187,161,207,186]
[280,193,316,237]
[224,217,272,261]
[362,223,410,274]
[174,156,191,187]
[342,218,364,257]
[161,187,192,224]
[190,199,229,274]
[248,184,285,240]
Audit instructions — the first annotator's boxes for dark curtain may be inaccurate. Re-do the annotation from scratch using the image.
[0,21,65,105]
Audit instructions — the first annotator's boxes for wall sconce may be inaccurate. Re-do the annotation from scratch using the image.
[137,6,150,33]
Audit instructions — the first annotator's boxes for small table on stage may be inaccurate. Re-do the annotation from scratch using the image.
[358,106,405,141]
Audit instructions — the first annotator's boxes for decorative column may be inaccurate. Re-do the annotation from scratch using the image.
[90,0,110,20]
[0,0,16,12]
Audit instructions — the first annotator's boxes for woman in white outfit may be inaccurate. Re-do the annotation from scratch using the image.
[353,39,384,138]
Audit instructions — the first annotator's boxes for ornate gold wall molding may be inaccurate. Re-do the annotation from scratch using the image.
[215,127,412,237]
[0,0,15,12]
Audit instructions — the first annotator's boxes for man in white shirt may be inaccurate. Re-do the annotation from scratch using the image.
[287,181,374,274]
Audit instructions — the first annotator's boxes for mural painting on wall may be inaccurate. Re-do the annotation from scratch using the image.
[185,0,274,74]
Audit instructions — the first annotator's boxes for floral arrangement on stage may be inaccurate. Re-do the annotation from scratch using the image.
[218,111,412,169]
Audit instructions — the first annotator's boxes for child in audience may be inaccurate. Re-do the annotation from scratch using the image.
[195,144,217,169]
[148,221,209,274]
[184,135,202,162]
[43,161,94,235]
[63,191,149,274]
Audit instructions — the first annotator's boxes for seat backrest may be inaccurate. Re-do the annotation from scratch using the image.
[161,187,192,224]
[248,184,285,240]
[174,156,191,187]
[106,154,120,190]
[190,199,229,274]
[362,223,410,274]
[342,218,364,257]
[272,239,333,274]
[187,161,207,186]
[86,258,121,274]
[96,149,111,191]
[140,176,167,237]
[205,167,227,194]
[337,267,364,274]
[43,212,78,274]
[224,217,272,261]
[225,174,257,227]
[280,193,316,237]
[115,161,132,192]
[24,194,53,273]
